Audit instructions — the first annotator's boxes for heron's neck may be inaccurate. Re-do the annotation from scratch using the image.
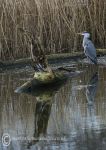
[83,37,89,46]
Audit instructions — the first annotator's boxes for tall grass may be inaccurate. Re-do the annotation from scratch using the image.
[0,0,106,60]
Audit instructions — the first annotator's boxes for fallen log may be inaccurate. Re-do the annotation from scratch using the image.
[15,69,72,95]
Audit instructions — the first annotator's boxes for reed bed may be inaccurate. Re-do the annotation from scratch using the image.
[0,0,106,60]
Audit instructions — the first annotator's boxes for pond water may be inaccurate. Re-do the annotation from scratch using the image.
[0,57,106,150]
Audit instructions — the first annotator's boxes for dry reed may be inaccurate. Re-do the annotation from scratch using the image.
[0,0,106,60]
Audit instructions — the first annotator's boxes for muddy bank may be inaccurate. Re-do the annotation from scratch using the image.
[0,49,106,70]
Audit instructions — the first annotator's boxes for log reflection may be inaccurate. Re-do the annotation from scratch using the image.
[18,80,67,148]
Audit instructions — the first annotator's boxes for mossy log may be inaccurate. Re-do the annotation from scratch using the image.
[15,70,69,95]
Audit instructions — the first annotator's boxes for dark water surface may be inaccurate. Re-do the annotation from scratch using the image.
[0,57,106,150]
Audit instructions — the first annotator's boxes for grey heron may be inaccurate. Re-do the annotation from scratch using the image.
[78,31,97,65]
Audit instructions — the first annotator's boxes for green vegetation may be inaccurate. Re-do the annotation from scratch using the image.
[15,70,68,95]
[0,0,106,60]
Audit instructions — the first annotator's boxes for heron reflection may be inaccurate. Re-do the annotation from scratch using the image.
[86,72,98,105]
[85,72,101,137]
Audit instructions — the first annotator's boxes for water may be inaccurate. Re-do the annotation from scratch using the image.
[0,57,106,150]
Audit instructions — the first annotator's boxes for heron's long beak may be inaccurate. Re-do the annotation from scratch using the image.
[77,33,82,35]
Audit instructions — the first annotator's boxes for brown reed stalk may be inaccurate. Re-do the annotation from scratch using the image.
[0,0,105,60]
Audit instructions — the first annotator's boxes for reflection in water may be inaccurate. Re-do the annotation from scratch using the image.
[15,78,68,149]
[0,60,106,150]
[86,72,98,105]
[27,100,52,149]
[85,71,100,141]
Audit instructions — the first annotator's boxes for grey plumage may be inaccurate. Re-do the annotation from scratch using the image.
[83,38,97,64]
[79,31,97,64]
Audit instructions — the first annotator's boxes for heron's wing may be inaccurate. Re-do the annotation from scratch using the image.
[84,40,97,64]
